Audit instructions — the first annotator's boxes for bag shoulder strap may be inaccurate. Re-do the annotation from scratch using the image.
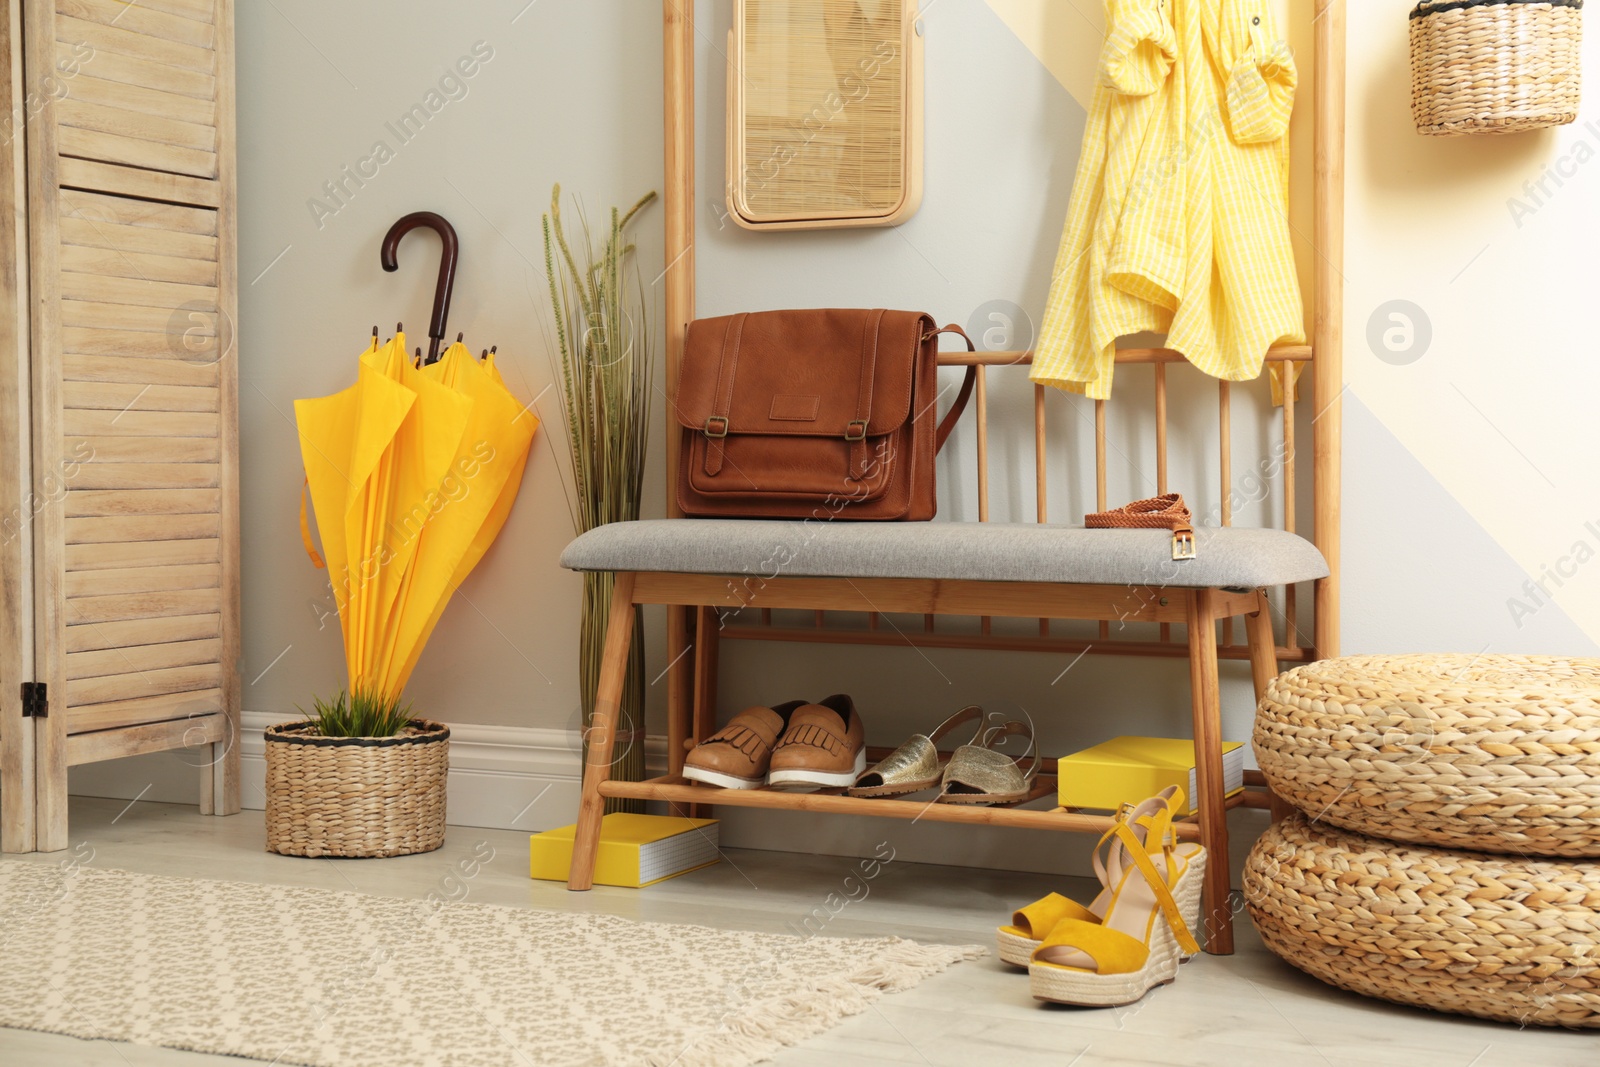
[927,324,978,453]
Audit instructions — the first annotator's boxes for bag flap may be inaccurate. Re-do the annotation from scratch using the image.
[676,309,930,436]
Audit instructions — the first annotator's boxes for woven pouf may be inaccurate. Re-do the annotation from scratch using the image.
[1246,814,1600,1028]
[1254,655,1600,856]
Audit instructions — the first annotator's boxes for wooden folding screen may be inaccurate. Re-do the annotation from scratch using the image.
[1,0,238,852]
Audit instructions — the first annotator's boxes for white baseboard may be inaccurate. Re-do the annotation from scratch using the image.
[70,711,635,834]
[67,714,1259,878]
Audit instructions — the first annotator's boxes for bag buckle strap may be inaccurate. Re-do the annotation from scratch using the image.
[704,415,729,439]
[844,419,868,442]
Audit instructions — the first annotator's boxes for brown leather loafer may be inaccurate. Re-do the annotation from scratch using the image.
[683,701,804,789]
[768,694,866,788]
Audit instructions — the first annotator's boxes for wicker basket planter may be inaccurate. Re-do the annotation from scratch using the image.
[1255,654,1600,857]
[264,719,449,858]
[1410,0,1585,136]
[1246,814,1600,1029]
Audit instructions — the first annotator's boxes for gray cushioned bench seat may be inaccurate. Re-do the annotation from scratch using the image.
[561,519,1329,590]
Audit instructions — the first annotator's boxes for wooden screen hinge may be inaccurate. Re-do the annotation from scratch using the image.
[21,682,47,718]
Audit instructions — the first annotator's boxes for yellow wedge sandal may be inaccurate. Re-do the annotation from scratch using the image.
[1027,799,1206,1006]
[997,787,1202,967]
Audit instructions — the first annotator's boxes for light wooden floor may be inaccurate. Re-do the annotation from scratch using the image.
[0,797,1593,1067]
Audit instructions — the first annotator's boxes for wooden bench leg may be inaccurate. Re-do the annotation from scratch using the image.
[666,605,693,781]
[686,604,720,820]
[1245,592,1295,822]
[569,573,638,891]
[1187,588,1233,955]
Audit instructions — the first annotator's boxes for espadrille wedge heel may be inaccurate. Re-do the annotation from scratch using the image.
[998,786,1202,968]
[1028,801,1205,1007]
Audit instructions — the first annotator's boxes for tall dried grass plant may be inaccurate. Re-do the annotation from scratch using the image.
[543,184,656,813]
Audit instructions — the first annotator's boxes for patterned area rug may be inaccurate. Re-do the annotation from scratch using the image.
[0,862,982,1067]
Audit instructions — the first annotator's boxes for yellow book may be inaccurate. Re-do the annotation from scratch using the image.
[529,813,720,888]
[1058,737,1245,815]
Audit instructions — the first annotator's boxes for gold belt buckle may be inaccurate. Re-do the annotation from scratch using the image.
[1170,526,1196,561]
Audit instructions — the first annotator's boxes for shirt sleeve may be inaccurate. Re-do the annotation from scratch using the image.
[1223,36,1297,144]
[1098,0,1177,98]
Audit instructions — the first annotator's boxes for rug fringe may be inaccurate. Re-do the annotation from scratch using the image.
[655,938,986,1067]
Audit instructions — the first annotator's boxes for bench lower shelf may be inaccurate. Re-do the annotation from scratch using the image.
[598,774,1259,838]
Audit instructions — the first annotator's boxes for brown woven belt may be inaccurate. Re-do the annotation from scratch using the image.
[1086,493,1196,561]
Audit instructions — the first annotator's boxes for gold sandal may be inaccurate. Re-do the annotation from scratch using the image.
[849,705,984,798]
[938,719,1039,805]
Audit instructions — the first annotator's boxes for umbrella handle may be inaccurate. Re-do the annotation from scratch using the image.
[380,211,459,365]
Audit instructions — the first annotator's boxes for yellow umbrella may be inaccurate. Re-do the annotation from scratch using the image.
[298,329,476,698]
[381,341,538,691]
[297,333,537,701]
[295,331,413,671]
[297,211,539,703]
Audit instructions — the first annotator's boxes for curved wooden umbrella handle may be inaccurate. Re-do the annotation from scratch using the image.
[380,211,459,365]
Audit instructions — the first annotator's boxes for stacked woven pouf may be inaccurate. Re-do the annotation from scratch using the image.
[1246,655,1600,1029]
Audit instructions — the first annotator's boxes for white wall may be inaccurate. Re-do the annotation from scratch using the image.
[68,1,1600,875]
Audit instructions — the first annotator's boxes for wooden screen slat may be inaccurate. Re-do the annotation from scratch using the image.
[64,562,220,598]
[62,301,217,334]
[69,663,221,706]
[67,712,222,766]
[56,0,216,48]
[56,15,216,74]
[65,537,219,570]
[61,72,217,126]
[64,487,221,516]
[63,380,219,412]
[60,243,218,286]
[59,156,220,209]
[64,611,219,653]
[95,0,217,25]
[57,125,217,179]
[65,462,219,489]
[63,409,218,436]
[55,98,218,152]
[64,353,220,387]
[63,588,219,624]
[66,637,222,681]
[59,218,218,261]
[53,37,215,100]
[63,327,214,359]
[59,274,218,316]
[66,687,220,733]
[68,435,220,462]
[64,513,219,543]
[61,189,218,234]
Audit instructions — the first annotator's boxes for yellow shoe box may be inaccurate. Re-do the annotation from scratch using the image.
[530,813,720,888]
[1058,736,1245,815]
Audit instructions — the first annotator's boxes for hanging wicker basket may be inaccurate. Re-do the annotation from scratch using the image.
[1410,0,1585,136]
[264,719,449,858]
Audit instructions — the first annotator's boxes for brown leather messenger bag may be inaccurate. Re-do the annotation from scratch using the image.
[675,308,977,521]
